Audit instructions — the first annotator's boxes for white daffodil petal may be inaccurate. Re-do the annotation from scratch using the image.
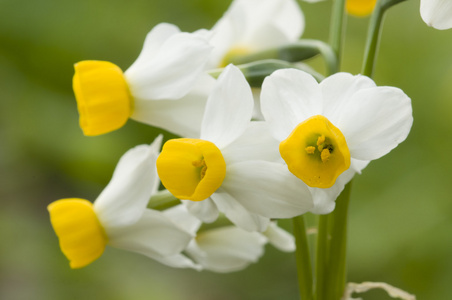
[420,0,452,30]
[320,72,376,124]
[150,253,201,271]
[186,226,267,273]
[131,74,215,138]
[221,121,281,164]
[261,68,322,141]
[127,23,181,72]
[182,198,220,224]
[200,65,254,148]
[211,189,270,232]
[221,161,314,218]
[107,209,194,257]
[125,32,212,100]
[263,222,295,252]
[94,136,162,228]
[162,204,202,235]
[337,87,413,161]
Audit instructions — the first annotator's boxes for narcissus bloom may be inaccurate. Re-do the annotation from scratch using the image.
[48,136,199,269]
[163,205,296,273]
[261,69,412,213]
[420,0,452,30]
[73,23,214,137]
[346,0,377,17]
[156,65,313,232]
[207,0,305,68]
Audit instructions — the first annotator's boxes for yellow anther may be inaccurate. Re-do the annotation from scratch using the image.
[305,146,316,154]
[321,149,331,162]
[317,135,326,146]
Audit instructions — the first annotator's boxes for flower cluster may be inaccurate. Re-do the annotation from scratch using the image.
[48,0,426,274]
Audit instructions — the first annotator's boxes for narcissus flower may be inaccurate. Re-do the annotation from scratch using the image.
[346,0,377,17]
[261,69,412,213]
[207,0,305,68]
[420,0,452,30]
[163,205,296,273]
[73,23,214,137]
[156,65,313,232]
[48,136,199,269]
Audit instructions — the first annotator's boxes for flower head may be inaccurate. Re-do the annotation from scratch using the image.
[207,0,305,68]
[420,0,452,30]
[261,69,413,213]
[73,23,214,137]
[48,136,199,269]
[156,65,313,231]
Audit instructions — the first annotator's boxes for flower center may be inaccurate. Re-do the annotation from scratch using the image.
[73,60,132,136]
[47,198,108,269]
[156,138,226,201]
[219,46,252,68]
[279,115,351,188]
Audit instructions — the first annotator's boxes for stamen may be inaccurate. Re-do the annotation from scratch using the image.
[317,135,326,151]
[321,149,331,162]
[305,146,316,154]
[192,159,208,179]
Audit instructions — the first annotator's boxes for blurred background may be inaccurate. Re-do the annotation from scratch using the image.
[1,0,451,299]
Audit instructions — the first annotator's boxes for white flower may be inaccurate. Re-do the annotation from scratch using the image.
[73,23,214,137]
[163,205,295,273]
[48,136,199,270]
[420,0,452,30]
[260,69,413,214]
[206,0,305,68]
[156,65,313,232]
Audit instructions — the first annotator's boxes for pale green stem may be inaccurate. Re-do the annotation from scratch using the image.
[324,182,352,300]
[293,215,314,300]
[314,215,329,300]
[362,0,408,77]
[329,0,347,70]
[147,189,180,211]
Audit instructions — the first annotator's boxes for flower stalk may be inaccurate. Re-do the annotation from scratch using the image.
[293,215,314,300]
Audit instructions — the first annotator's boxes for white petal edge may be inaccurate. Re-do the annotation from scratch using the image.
[337,86,413,161]
[261,68,322,141]
[263,222,295,252]
[125,31,212,100]
[420,0,452,30]
[131,74,215,138]
[162,204,202,236]
[94,135,162,228]
[211,189,270,232]
[221,161,314,218]
[107,209,194,257]
[182,198,220,224]
[127,23,181,72]
[200,64,254,149]
[186,226,267,273]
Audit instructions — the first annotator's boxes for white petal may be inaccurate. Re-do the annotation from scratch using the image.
[337,87,413,161]
[127,23,181,72]
[182,198,220,224]
[263,222,295,252]
[221,161,314,218]
[107,209,194,257]
[261,68,322,141]
[211,189,270,232]
[125,31,212,100]
[200,65,254,148]
[320,72,376,124]
[420,0,452,30]
[94,136,162,228]
[131,74,215,138]
[221,121,281,164]
[162,204,202,236]
[150,253,201,271]
[186,226,267,273]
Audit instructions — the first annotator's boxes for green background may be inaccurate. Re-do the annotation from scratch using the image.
[1,0,451,299]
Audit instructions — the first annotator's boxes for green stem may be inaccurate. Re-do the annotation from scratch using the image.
[329,0,347,71]
[147,189,180,210]
[315,215,330,300]
[325,182,352,300]
[362,0,408,77]
[293,215,314,300]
